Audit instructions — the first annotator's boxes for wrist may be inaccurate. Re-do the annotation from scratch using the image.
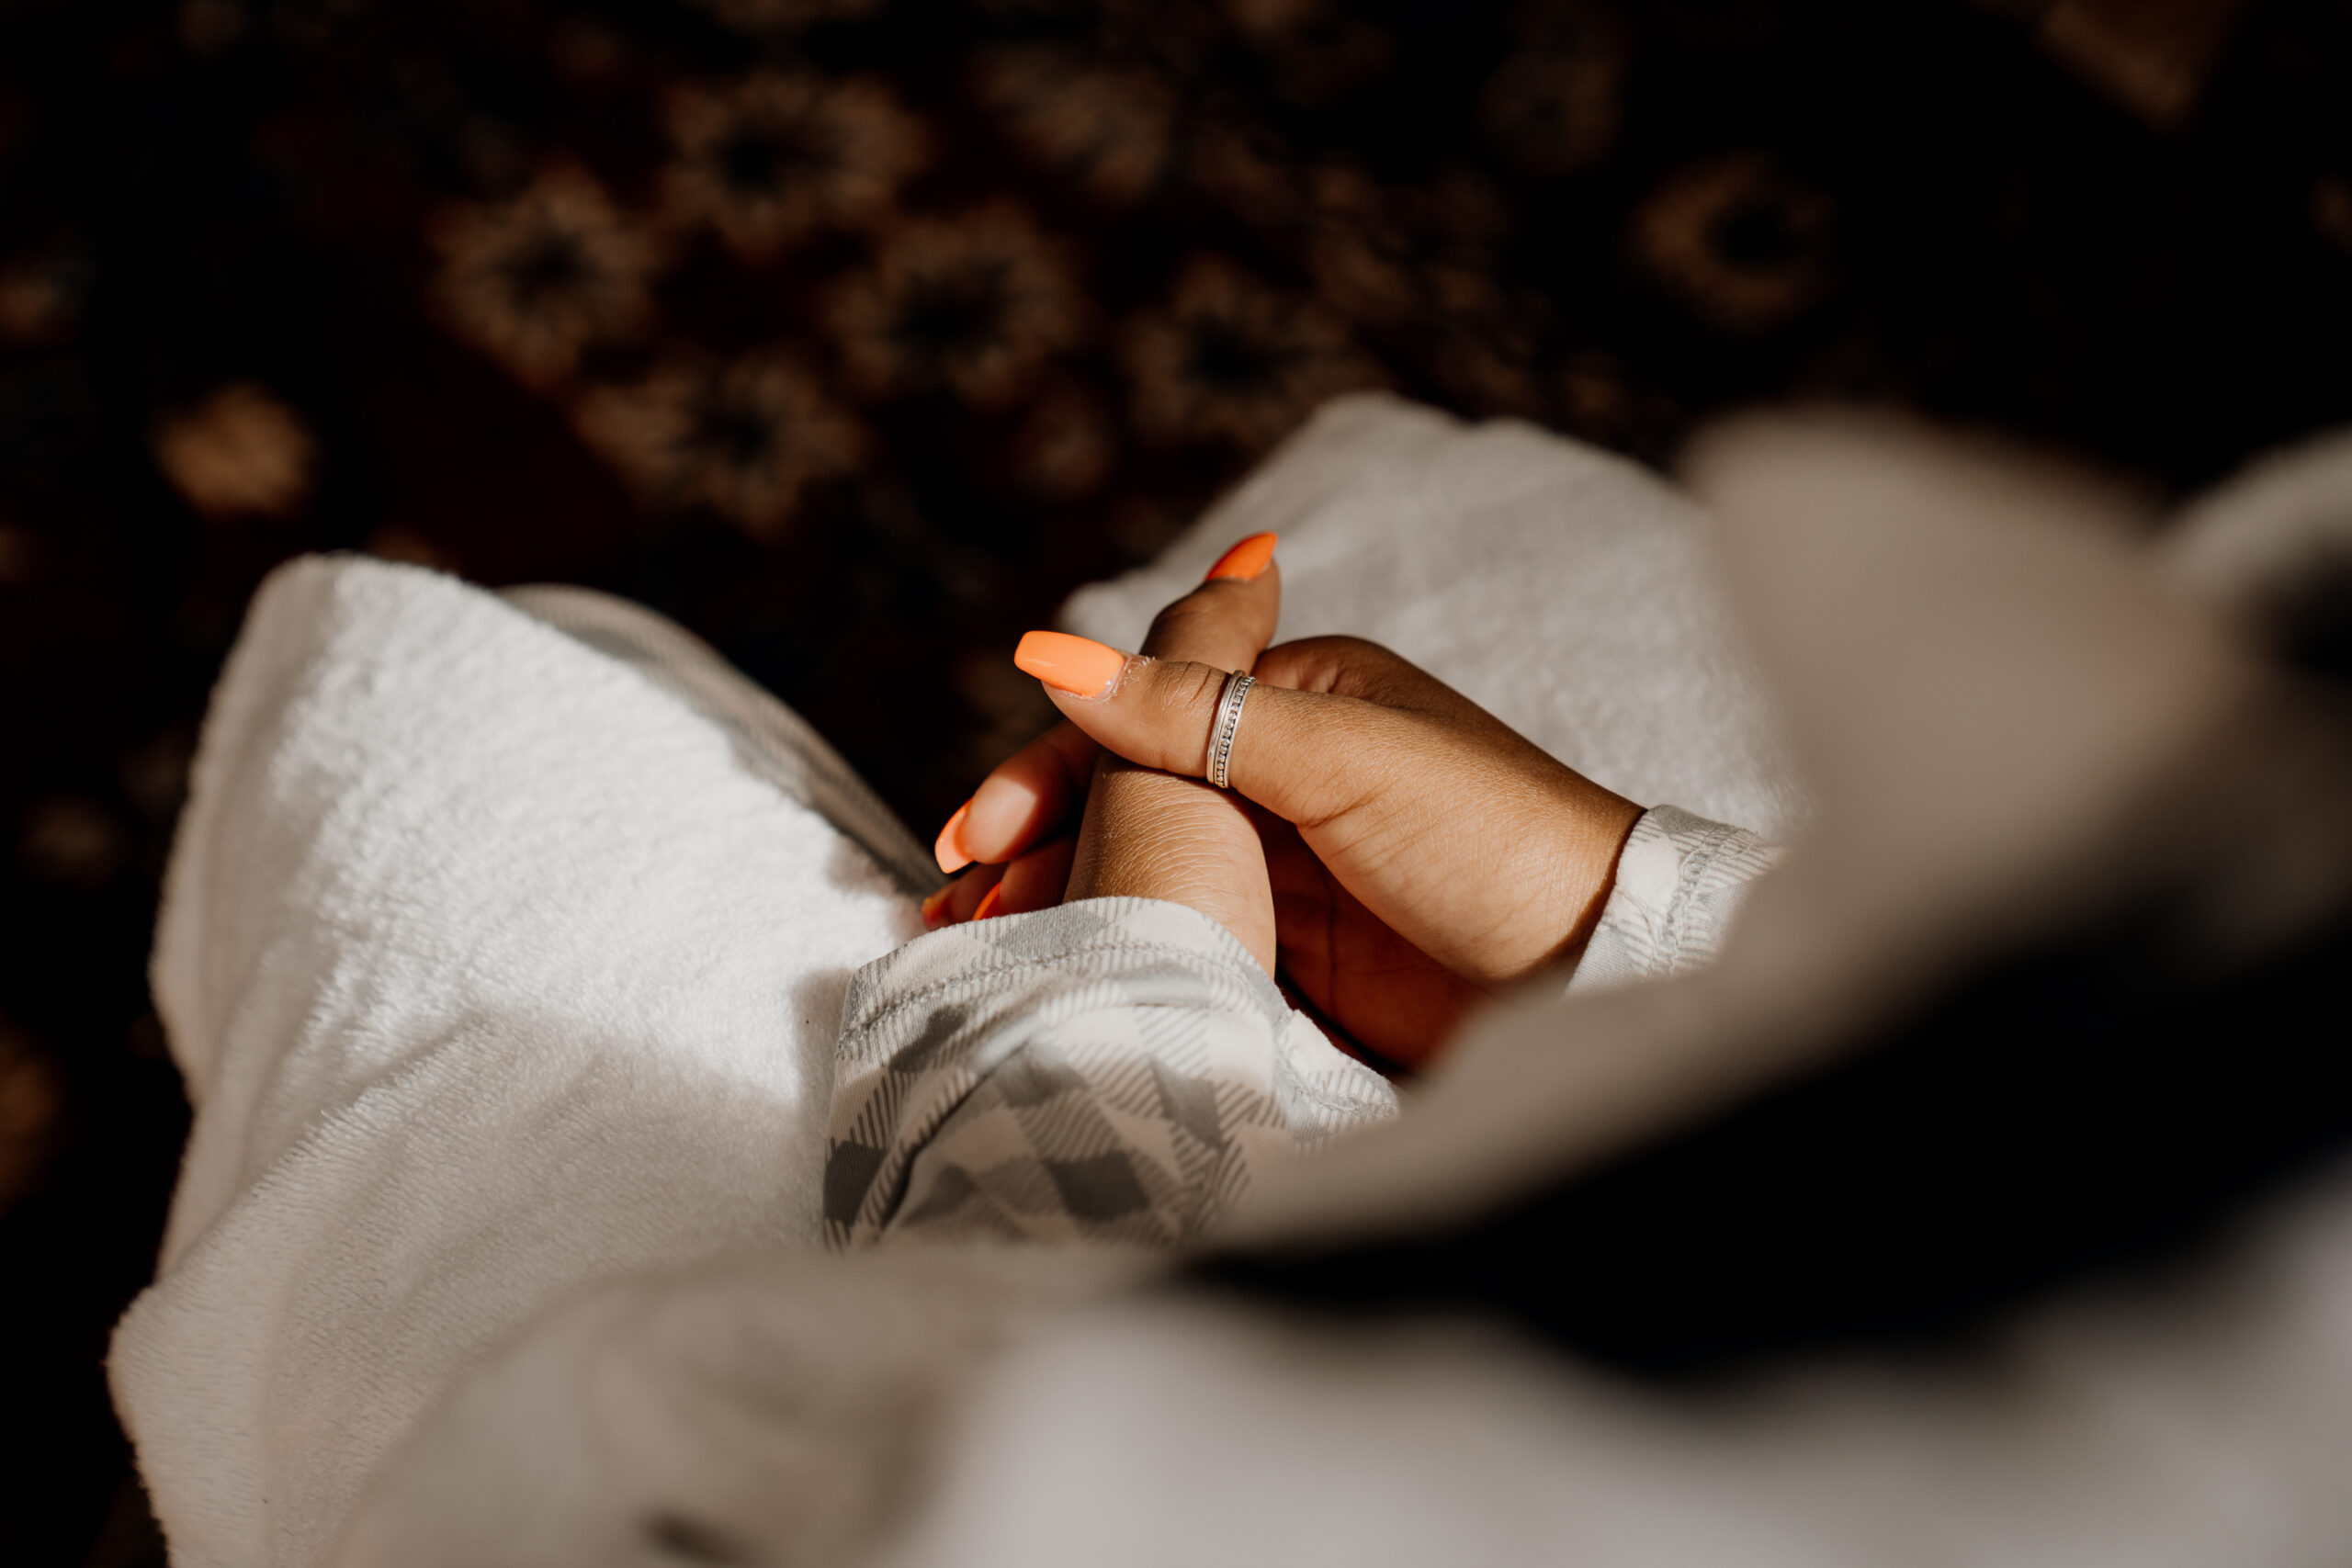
[1068,759,1276,972]
[1535,788,1645,976]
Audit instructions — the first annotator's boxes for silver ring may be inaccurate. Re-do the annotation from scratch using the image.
[1206,671,1254,790]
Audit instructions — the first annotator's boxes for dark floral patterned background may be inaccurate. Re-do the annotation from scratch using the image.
[4,0,2351,1561]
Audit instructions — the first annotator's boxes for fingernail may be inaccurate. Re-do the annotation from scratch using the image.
[933,802,973,874]
[920,884,956,927]
[1204,532,1278,582]
[1014,631,1126,697]
[973,883,1005,920]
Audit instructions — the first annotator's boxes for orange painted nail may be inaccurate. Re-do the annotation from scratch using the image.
[920,884,956,927]
[973,883,1005,920]
[1013,631,1126,697]
[1204,532,1278,582]
[933,802,973,874]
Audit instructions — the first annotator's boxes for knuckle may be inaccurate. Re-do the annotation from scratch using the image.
[1143,594,1217,649]
[1159,660,1229,721]
[1260,635,1393,694]
[1136,661,1228,771]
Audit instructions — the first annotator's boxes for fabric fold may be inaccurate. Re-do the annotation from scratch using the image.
[825,896,1398,1249]
[1571,804,1782,993]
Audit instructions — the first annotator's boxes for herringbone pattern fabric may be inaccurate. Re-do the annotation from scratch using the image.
[1572,804,1782,991]
[825,897,1397,1247]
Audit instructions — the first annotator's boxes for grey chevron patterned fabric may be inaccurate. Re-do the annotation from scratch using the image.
[824,896,1398,1249]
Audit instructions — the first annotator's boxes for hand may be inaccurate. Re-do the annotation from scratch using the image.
[930,536,1645,1069]
[924,535,1283,965]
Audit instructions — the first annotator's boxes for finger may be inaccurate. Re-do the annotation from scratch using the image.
[934,721,1098,873]
[1028,626,1605,834]
[1019,637,1415,829]
[1136,533,1282,671]
[1252,636,1499,733]
[1050,532,1287,970]
[940,533,1283,872]
[1025,621,1644,987]
[1028,632,1641,974]
[985,835,1078,918]
[1003,537,1280,714]
[1065,758,1269,936]
[920,860,1007,929]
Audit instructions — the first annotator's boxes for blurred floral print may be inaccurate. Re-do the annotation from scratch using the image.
[829,204,1083,406]
[661,72,927,263]
[431,166,664,389]
[1125,255,1380,448]
[576,347,867,536]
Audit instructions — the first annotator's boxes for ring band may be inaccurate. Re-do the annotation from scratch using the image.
[1206,671,1254,790]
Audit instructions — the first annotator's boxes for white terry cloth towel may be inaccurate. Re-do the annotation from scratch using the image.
[110,558,926,1568]
[324,410,2352,1568]
[1061,391,1806,840]
[113,396,1799,1568]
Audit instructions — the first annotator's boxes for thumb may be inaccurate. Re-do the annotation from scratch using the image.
[1019,627,1647,986]
[1013,630,1430,831]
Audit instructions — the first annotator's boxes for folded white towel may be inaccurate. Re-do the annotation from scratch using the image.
[111,558,922,1568]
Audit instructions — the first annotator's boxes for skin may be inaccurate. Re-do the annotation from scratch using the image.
[930,558,1644,1071]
